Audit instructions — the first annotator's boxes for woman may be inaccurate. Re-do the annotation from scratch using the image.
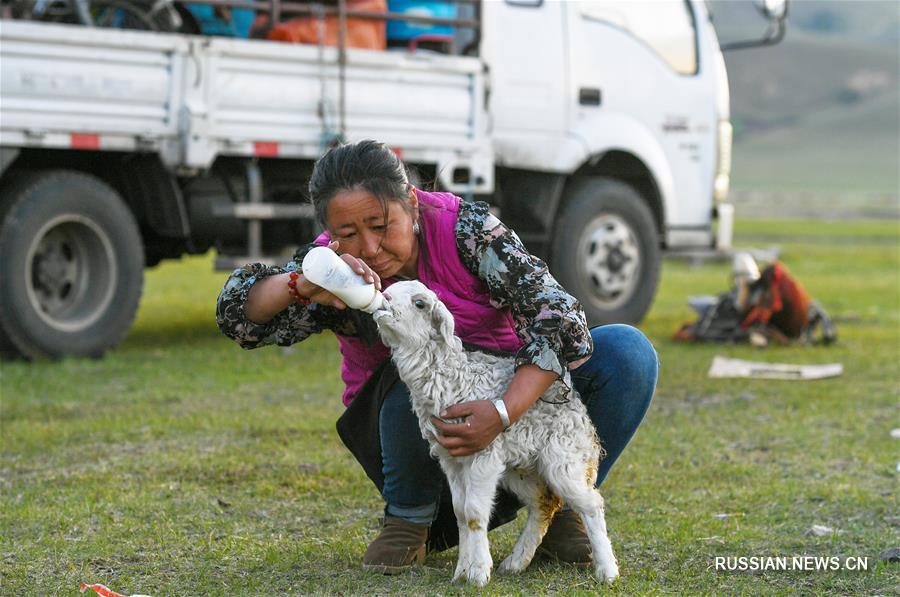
[217,140,658,574]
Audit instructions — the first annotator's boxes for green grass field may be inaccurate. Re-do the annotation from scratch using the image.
[2,219,898,595]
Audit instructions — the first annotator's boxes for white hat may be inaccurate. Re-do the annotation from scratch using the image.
[732,251,761,282]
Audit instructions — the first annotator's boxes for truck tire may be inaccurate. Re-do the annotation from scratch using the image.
[0,179,23,359]
[551,177,661,325]
[0,308,22,359]
[0,171,144,359]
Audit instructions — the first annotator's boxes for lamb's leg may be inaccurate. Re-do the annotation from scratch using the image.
[546,466,619,583]
[444,465,473,584]
[498,473,561,574]
[457,456,505,587]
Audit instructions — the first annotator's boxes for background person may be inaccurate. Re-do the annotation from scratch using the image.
[216,139,658,573]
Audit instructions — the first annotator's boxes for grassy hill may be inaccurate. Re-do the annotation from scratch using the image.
[712,1,899,196]
[730,77,899,194]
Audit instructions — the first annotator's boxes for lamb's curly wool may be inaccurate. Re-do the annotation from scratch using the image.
[374,281,619,586]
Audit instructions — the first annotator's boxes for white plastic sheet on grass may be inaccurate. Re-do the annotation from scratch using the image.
[708,356,843,380]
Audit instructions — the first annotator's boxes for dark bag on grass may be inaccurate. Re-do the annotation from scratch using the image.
[673,292,747,343]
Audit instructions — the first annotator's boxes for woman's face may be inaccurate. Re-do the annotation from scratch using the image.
[326,188,419,279]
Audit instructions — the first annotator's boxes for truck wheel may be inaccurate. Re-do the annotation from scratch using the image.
[0,171,144,359]
[551,177,661,325]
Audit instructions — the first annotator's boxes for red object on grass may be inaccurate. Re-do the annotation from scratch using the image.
[79,582,153,597]
[740,261,812,337]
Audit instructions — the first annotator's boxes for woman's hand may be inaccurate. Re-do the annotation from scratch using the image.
[430,400,505,457]
[329,240,382,290]
[429,366,560,457]
[297,281,348,309]
[296,240,382,309]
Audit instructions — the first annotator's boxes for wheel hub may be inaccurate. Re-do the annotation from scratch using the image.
[605,246,627,272]
[578,214,641,309]
[33,232,77,296]
[25,215,117,333]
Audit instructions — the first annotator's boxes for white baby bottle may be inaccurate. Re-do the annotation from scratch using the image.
[301,246,385,313]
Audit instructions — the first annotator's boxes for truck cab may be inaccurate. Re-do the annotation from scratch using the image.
[482,0,732,323]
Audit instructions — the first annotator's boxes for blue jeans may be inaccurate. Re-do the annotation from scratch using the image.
[379,324,659,524]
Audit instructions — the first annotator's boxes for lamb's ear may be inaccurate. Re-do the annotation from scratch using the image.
[431,301,457,346]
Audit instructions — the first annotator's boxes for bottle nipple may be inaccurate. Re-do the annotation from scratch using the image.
[361,290,385,314]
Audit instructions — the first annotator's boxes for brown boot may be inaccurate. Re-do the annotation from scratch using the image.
[536,509,593,567]
[362,516,429,574]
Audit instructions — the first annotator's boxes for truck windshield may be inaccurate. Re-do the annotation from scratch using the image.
[578,0,699,75]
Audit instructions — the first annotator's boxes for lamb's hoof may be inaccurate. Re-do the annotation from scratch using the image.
[451,564,466,584]
[498,554,529,574]
[596,563,619,584]
[466,563,492,587]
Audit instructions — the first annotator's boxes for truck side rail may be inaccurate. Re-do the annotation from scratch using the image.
[1,1,492,191]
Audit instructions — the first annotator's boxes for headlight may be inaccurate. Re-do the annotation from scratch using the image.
[714,120,732,203]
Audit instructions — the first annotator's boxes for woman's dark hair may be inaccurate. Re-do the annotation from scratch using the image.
[308,139,412,229]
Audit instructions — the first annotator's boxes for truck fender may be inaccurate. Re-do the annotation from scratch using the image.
[119,154,191,241]
[561,115,675,229]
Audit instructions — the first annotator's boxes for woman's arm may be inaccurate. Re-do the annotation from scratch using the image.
[243,271,304,324]
[243,240,381,324]
[430,201,594,456]
[216,241,372,348]
[457,201,593,383]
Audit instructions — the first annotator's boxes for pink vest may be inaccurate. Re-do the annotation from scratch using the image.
[314,189,523,405]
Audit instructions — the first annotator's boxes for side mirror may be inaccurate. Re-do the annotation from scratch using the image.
[754,0,788,21]
[720,0,789,51]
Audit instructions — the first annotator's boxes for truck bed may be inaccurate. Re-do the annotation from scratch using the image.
[0,21,490,190]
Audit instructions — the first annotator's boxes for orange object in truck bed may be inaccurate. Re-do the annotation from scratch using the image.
[266,0,387,50]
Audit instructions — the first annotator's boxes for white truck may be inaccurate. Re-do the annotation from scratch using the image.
[0,0,787,359]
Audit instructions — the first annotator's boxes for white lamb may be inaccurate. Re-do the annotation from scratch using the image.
[372,280,619,586]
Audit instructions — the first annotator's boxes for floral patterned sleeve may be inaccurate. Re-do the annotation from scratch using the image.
[456,200,593,387]
[215,243,360,348]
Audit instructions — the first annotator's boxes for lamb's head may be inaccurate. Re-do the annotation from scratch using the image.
[372,281,461,352]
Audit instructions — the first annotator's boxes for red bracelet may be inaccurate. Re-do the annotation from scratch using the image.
[287,271,311,305]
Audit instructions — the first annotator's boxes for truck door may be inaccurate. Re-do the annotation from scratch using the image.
[481,0,569,169]
[564,0,718,236]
